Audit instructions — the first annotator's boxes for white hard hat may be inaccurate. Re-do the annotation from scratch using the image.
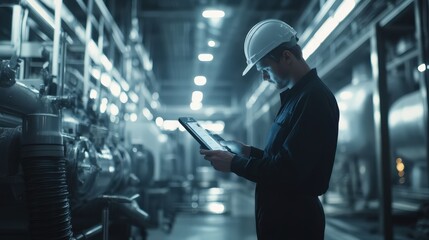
[242,19,298,76]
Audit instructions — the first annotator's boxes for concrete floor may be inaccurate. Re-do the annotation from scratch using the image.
[147,181,419,240]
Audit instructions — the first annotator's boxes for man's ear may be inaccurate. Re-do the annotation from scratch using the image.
[282,50,294,65]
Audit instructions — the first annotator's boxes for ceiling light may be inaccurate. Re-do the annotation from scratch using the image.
[100,99,108,113]
[101,73,111,87]
[194,76,207,86]
[130,113,138,122]
[100,55,113,71]
[302,0,358,59]
[163,120,180,131]
[192,91,203,102]
[179,125,185,132]
[208,40,216,47]
[198,53,213,62]
[417,63,427,72]
[91,68,101,79]
[120,92,128,103]
[190,102,202,111]
[129,92,139,103]
[89,89,98,99]
[110,81,121,97]
[151,101,159,109]
[202,9,225,18]
[142,108,153,121]
[120,79,129,91]
[152,92,159,100]
[87,40,100,63]
[155,117,164,127]
[110,103,119,116]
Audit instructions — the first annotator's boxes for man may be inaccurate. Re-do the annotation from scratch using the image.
[200,19,339,239]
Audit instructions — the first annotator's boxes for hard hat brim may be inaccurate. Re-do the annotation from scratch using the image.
[242,62,256,76]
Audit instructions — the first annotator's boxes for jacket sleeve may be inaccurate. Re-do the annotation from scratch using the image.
[249,146,264,158]
[231,91,339,190]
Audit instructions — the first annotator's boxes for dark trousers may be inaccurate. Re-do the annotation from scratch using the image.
[256,196,325,240]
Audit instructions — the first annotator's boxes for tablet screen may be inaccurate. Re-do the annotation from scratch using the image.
[186,122,225,150]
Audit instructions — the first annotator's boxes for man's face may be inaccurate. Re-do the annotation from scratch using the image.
[255,52,292,89]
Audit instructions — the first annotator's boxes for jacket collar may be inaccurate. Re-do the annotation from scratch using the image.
[279,68,317,105]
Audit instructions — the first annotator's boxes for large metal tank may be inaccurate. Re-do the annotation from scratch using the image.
[336,81,375,155]
[389,91,428,188]
[334,80,377,200]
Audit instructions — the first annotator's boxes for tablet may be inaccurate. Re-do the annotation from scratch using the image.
[178,117,226,151]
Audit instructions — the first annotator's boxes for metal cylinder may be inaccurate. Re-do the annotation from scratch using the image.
[389,91,427,162]
[21,113,73,240]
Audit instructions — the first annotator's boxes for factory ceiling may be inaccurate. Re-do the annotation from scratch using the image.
[1,0,313,122]
[114,0,313,121]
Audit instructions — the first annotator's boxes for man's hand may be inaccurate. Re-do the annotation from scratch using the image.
[200,149,235,172]
[220,140,251,157]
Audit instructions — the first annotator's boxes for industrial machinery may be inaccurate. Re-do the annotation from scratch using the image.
[0,54,154,240]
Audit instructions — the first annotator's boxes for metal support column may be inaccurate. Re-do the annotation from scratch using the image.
[96,18,105,111]
[11,5,22,55]
[83,0,94,106]
[51,0,63,82]
[370,24,393,240]
[415,0,429,187]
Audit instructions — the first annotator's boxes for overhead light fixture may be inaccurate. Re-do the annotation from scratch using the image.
[120,92,128,103]
[101,73,112,87]
[162,120,180,131]
[91,68,101,79]
[110,81,121,97]
[192,91,203,102]
[208,40,216,47]
[152,92,159,100]
[100,55,113,71]
[417,63,427,72]
[130,113,138,122]
[198,53,213,62]
[100,98,108,113]
[202,9,225,18]
[142,108,153,121]
[87,40,100,64]
[129,92,139,103]
[190,102,202,111]
[302,0,358,59]
[120,79,129,91]
[207,202,225,214]
[155,117,164,127]
[151,100,159,109]
[194,76,207,86]
[110,103,119,116]
[89,89,98,99]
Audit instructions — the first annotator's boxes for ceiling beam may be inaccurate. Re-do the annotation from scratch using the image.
[159,89,232,97]
[138,9,299,19]
[160,80,233,87]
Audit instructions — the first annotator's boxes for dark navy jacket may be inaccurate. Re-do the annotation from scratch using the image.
[231,69,339,239]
